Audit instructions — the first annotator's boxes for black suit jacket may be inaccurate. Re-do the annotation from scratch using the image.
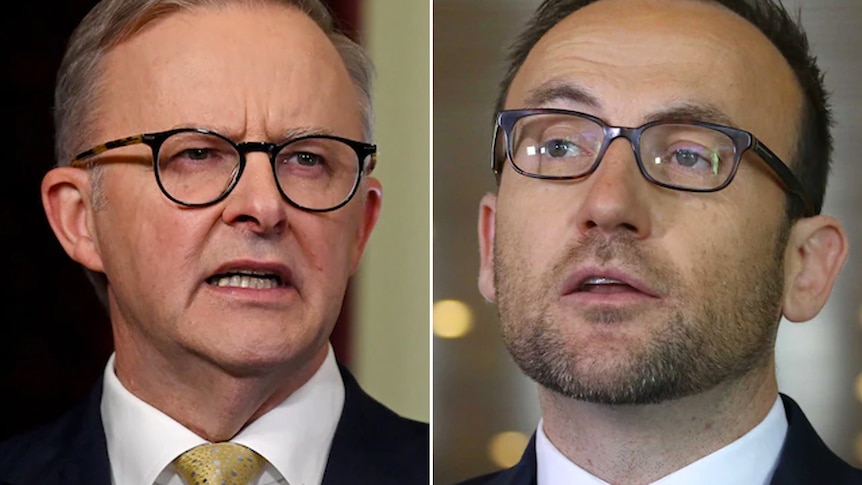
[0,364,429,485]
[457,394,862,485]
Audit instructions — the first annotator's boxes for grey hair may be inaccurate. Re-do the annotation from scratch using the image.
[54,0,375,166]
[53,0,375,307]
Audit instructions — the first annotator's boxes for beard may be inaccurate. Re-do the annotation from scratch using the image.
[494,223,789,405]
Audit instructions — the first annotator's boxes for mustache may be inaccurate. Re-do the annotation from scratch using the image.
[549,232,679,295]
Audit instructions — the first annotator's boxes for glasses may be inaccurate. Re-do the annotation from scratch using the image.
[70,127,377,212]
[492,108,813,217]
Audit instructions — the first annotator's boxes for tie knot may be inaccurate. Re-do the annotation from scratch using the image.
[174,442,265,485]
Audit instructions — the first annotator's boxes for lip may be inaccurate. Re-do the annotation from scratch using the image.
[205,259,295,290]
[561,266,661,299]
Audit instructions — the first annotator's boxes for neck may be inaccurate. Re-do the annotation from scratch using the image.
[539,362,779,485]
[112,326,328,442]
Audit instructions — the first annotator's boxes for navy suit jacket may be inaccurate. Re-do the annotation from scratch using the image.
[457,394,862,485]
[0,364,428,485]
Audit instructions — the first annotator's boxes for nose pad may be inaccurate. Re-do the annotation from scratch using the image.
[592,136,643,182]
[234,152,282,195]
[221,152,288,233]
[575,137,652,236]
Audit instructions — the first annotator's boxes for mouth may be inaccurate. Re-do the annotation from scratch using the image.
[576,276,637,294]
[563,269,659,298]
[205,265,292,290]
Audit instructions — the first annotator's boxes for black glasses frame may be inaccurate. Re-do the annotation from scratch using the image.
[492,108,814,217]
[70,127,377,212]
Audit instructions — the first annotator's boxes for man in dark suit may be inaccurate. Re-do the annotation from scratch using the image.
[0,0,427,484]
[462,0,861,483]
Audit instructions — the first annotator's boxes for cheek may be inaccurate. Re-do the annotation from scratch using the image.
[291,211,360,278]
[95,180,209,293]
[496,189,567,273]
[667,205,782,296]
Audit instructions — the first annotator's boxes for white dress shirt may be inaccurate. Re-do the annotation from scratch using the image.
[536,396,788,485]
[100,345,345,485]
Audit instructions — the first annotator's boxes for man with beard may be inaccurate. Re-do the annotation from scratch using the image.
[461,0,861,484]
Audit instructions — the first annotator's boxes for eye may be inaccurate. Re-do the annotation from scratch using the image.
[279,151,327,169]
[672,148,705,167]
[165,146,232,167]
[294,152,323,167]
[180,148,214,161]
[540,139,584,158]
[158,132,238,178]
[275,148,332,179]
[668,145,721,175]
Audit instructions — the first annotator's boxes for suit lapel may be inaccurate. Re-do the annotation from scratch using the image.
[56,381,112,485]
[20,366,423,485]
[769,394,859,485]
[500,435,537,485]
[322,365,428,485]
[470,435,537,485]
[10,380,111,485]
[461,395,861,485]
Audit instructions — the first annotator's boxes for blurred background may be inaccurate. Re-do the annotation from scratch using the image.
[433,0,862,483]
[2,0,429,441]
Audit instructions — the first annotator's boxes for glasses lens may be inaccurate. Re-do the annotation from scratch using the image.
[509,113,604,177]
[640,124,737,190]
[157,131,239,205]
[274,137,360,210]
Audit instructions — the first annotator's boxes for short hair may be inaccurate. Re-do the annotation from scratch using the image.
[496,0,831,219]
[54,0,375,306]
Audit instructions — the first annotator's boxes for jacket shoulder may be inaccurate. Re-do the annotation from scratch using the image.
[772,394,862,485]
[455,470,508,484]
[324,364,429,484]
[0,382,109,485]
[449,434,537,485]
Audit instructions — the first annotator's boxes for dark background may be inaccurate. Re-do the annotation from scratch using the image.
[2,0,362,442]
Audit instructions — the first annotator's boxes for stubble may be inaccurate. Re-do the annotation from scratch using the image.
[494,223,789,405]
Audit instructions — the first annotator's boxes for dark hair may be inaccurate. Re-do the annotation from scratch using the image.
[496,0,832,218]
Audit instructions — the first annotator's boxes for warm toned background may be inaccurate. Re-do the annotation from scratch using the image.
[2,0,429,441]
[432,1,862,483]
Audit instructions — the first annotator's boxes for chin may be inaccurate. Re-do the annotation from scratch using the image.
[196,332,328,378]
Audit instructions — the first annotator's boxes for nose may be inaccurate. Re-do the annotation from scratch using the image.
[573,137,653,238]
[221,152,288,235]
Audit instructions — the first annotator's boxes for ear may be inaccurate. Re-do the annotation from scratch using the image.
[781,215,848,322]
[41,167,105,273]
[478,193,498,302]
[348,176,382,274]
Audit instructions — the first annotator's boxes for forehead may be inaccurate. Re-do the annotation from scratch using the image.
[507,0,803,157]
[94,2,361,140]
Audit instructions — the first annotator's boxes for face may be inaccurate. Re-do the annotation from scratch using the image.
[76,4,380,375]
[479,0,804,404]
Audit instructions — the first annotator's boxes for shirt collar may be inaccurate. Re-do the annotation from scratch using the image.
[101,345,345,485]
[536,395,788,485]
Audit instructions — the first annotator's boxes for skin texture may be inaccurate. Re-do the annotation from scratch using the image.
[477,0,848,482]
[41,3,381,441]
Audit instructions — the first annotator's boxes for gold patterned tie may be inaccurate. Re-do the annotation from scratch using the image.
[174,442,266,485]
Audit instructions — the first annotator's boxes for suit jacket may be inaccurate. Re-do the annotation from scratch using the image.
[0,364,428,485]
[457,394,862,485]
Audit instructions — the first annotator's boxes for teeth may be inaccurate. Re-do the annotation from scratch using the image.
[582,277,625,286]
[213,274,280,289]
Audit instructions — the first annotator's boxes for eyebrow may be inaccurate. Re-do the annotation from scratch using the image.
[644,102,736,127]
[523,81,601,109]
[169,124,336,143]
[279,126,336,142]
[521,80,737,128]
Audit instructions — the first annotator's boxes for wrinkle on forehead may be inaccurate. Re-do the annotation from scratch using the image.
[523,80,737,128]
[96,3,361,145]
[507,0,803,160]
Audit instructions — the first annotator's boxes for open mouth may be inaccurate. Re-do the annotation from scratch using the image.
[577,276,638,294]
[206,270,284,289]
[563,268,660,299]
